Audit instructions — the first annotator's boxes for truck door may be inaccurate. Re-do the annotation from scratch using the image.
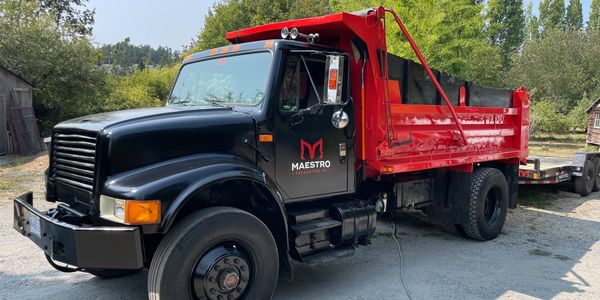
[274,53,353,200]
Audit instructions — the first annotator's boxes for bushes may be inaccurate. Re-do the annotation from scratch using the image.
[568,93,595,132]
[530,100,570,134]
[103,65,179,111]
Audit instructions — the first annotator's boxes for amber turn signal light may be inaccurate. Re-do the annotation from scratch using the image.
[100,196,161,225]
[259,134,273,143]
[124,200,161,224]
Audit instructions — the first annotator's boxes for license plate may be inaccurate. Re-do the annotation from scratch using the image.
[29,214,41,239]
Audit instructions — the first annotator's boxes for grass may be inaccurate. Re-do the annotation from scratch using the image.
[528,132,596,157]
[0,154,48,198]
[522,132,593,207]
[518,186,561,209]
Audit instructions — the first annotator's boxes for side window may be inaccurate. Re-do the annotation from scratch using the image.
[279,55,326,113]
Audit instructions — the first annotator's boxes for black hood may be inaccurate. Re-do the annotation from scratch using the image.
[55,106,228,132]
[54,106,257,177]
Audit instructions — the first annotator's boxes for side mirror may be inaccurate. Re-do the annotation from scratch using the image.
[323,55,345,105]
[331,110,349,129]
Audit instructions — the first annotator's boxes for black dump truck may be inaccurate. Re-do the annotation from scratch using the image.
[13,8,532,300]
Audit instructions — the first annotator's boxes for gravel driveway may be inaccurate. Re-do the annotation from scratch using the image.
[1,155,599,299]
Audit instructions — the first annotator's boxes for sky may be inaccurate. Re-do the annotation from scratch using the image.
[530,0,592,22]
[88,0,218,50]
[88,0,594,51]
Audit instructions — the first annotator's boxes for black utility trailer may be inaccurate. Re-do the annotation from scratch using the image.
[518,153,600,196]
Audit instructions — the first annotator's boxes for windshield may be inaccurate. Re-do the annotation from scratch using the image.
[169,52,272,107]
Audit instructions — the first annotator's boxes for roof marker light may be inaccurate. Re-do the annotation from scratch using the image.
[290,28,299,39]
[281,27,290,39]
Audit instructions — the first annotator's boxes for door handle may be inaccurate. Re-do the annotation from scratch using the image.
[339,143,347,164]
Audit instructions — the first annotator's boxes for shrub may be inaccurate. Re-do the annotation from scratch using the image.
[530,99,570,133]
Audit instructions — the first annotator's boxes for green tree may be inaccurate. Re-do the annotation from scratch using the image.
[508,29,599,113]
[565,0,583,30]
[104,65,179,111]
[332,0,502,85]
[0,0,108,129]
[568,92,595,131]
[192,0,331,52]
[590,0,600,30]
[100,42,179,68]
[525,2,541,39]
[32,0,95,35]
[486,0,525,69]
[539,0,565,32]
[530,99,570,133]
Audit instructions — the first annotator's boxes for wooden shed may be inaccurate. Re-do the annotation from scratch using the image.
[586,97,600,146]
[0,65,36,155]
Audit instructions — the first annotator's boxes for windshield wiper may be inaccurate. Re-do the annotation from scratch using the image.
[207,100,230,108]
[169,99,193,106]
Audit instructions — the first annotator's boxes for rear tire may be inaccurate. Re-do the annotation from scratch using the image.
[574,159,595,196]
[440,222,465,236]
[463,168,509,241]
[148,207,278,300]
[592,157,600,192]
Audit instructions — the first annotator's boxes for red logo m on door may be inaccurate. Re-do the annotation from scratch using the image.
[300,139,323,160]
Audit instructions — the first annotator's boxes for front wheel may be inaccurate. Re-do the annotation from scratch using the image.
[148,207,279,300]
[85,268,140,279]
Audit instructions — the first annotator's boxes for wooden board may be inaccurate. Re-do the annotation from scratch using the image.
[10,88,32,107]
[0,95,6,155]
[9,107,44,156]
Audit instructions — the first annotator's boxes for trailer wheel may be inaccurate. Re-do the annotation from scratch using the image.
[148,207,278,300]
[574,159,595,196]
[592,157,600,192]
[463,168,508,241]
[440,222,465,236]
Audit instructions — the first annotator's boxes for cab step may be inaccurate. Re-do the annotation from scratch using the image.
[291,218,342,235]
[302,246,355,266]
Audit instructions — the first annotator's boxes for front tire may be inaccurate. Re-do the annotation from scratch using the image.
[463,168,509,241]
[148,207,279,300]
[85,268,140,279]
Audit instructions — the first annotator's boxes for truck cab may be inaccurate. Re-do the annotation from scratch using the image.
[13,7,528,300]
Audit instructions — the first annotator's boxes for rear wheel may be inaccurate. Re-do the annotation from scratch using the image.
[148,207,278,300]
[440,222,465,236]
[463,168,509,241]
[574,159,595,196]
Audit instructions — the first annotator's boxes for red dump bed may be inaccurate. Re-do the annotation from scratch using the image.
[228,7,529,178]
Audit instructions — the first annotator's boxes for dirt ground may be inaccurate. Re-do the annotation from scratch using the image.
[1,155,600,299]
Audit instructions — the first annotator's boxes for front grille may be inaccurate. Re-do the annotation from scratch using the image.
[51,131,97,192]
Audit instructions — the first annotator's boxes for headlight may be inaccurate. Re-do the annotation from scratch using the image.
[100,195,161,225]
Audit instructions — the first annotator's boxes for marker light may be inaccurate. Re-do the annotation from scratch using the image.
[100,195,161,225]
[290,28,299,39]
[328,69,338,90]
[125,200,161,224]
[281,27,290,39]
